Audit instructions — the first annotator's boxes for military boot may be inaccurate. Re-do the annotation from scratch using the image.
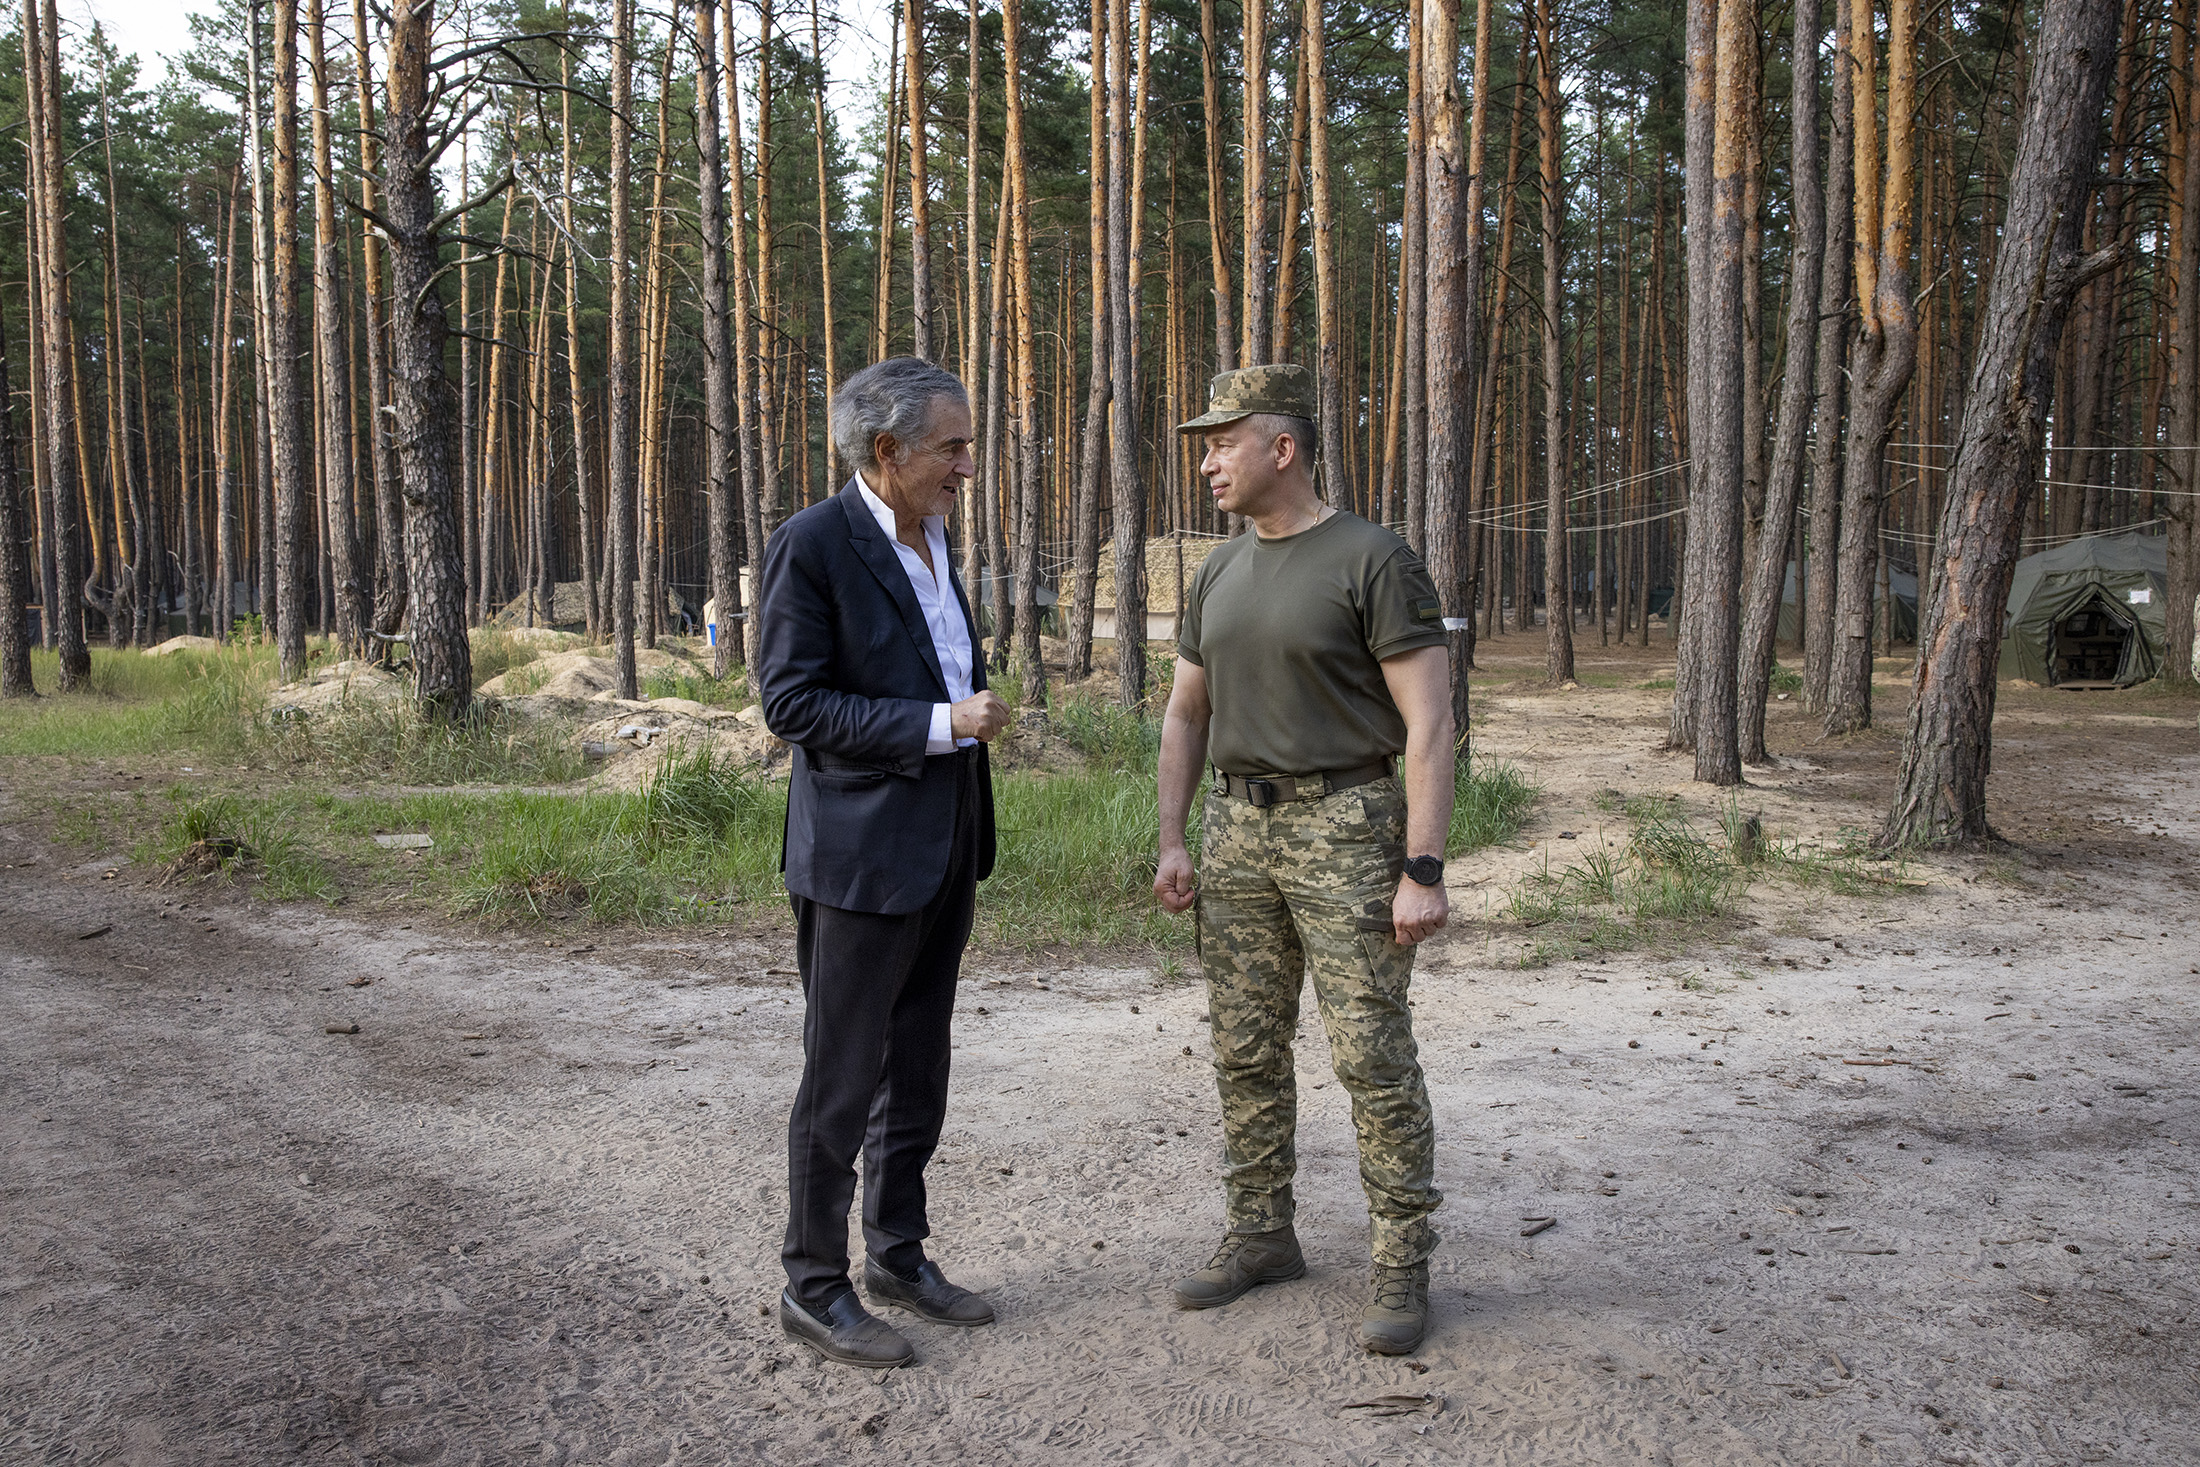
[1359,1260,1430,1354]
[1171,1226,1306,1310]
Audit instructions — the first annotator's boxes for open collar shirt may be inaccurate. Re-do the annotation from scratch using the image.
[856,475,976,753]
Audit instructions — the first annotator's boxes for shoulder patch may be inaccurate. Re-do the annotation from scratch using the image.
[1411,595,1442,622]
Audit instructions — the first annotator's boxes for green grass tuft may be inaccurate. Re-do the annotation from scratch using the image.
[1450,757,1538,855]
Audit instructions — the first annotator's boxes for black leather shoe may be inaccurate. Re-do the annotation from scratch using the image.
[863,1257,997,1327]
[778,1288,915,1368]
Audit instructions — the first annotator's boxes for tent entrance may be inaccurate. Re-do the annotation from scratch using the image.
[2049,593,2139,689]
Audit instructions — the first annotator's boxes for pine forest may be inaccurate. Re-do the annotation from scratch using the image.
[0,0,2191,848]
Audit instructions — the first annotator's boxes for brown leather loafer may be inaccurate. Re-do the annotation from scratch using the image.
[779,1288,915,1368]
[863,1257,997,1326]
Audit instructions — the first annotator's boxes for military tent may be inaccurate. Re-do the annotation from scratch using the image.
[1997,530,2169,686]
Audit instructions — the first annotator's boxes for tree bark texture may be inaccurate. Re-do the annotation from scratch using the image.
[1068,0,1110,682]
[1538,0,1573,687]
[381,0,474,718]
[355,0,406,641]
[697,0,742,679]
[1802,0,1856,715]
[1003,0,1047,709]
[1239,0,1270,365]
[1738,0,1825,762]
[1108,0,1147,708]
[309,0,366,658]
[1199,0,1237,374]
[1668,0,1717,752]
[1879,0,2120,846]
[23,0,86,685]
[608,0,640,698]
[1826,0,1920,736]
[1422,0,1473,732]
[269,0,311,680]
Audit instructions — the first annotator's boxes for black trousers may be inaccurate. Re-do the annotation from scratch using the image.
[781,748,980,1309]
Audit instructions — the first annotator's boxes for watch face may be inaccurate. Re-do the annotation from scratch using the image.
[1406,856,1444,886]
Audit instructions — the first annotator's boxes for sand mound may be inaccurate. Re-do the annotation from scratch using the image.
[478,646,708,702]
[575,700,783,791]
[145,635,225,657]
[268,660,408,719]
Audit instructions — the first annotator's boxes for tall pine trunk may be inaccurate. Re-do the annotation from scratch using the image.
[607,0,640,697]
[698,0,743,679]
[1825,0,1920,736]
[1108,0,1147,708]
[1803,0,1855,715]
[268,0,311,680]
[1738,0,1825,762]
[1421,0,1473,730]
[355,0,406,641]
[26,0,88,686]
[1879,0,2120,846]
[309,0,366,657]
[1003,0,1047,709]
[1537,0,1573,686]
[381,0,476,718]
[1067,0,1110,682]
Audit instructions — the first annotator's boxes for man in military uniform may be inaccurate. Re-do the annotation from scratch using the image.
[1153,365,1456,1355]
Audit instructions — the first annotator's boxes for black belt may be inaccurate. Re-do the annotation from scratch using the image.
[1213,758,1393,808]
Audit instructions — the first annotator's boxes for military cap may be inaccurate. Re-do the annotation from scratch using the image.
[1176,364,1318,433]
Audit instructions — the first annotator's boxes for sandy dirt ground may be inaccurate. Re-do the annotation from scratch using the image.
[4,631,2198,1465]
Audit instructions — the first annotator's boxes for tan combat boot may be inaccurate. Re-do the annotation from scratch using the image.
[1171,1226,1306,1309]
[1360,1260,1430,1354]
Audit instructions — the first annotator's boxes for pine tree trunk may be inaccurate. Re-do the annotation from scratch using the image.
[1239,0,1270,365]
[1400,1,1426,550]
[1108,0,1147,709]
[0,285,29,695]
[268,0,311,680]
[607,0,640,698]
[698,0,743,678]
[309,0,366,657]
[1003,0,1047,710]
[2168,8,2200,689]
[1306,0,1345,504]
[354,0,405,642]
[1802,0,1855,715]
[983,177,1014,666]
[1738,0,1825,762]
[1538,0,1573,686]
[1067,0,1110,682]
[905,0,933,359]
[1675,0,1751,783]
[213,161,243,642]
[381,0,476,718]
[1199,0,1237,373]
[813,0,840,489]
[1880,0,2120,846]
[27,0,87,684]
[754,0,785,536]
[1422,0,1474,729]
[1826,0,1920,736]
[1271,53,1310,365]
[558,18,598,641]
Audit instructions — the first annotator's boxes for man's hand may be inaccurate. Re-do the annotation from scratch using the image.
[950,690,1011,742]
[1390,874,1449,945]
[1155,846,1198,914]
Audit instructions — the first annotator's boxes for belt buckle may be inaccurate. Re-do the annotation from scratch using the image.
[1244,777,1278,809]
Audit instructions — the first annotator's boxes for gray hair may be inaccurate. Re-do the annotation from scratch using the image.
[831,356,970,473]
[1251,412,1318,464]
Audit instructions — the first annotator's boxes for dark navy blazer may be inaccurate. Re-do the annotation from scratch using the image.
[754,481,997,914]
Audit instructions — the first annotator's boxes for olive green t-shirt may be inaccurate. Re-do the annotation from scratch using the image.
[1178,511,1447,776]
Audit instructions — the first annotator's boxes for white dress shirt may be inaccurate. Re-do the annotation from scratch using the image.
[856,477,976,753]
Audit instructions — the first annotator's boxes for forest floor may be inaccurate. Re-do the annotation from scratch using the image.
[4,628,2198,1465]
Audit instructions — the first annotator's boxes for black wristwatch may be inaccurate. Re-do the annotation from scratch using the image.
[1403,854,1445,887]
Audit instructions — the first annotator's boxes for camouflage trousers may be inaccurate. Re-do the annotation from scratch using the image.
[1196,774,1441,1267]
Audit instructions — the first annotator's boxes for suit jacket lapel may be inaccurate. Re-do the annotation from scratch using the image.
[839,481,950,699]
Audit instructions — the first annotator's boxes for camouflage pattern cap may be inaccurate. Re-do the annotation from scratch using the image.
[1176,364,1318,433]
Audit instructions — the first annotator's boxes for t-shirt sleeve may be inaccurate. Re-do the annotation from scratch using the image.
[1177,556,1212,666]
[1363,546,1450,660]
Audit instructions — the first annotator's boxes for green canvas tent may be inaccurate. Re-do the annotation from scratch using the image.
[1998,531,2169,686]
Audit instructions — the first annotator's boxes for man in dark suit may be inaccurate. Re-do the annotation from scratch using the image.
[754,356,1009,1369]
